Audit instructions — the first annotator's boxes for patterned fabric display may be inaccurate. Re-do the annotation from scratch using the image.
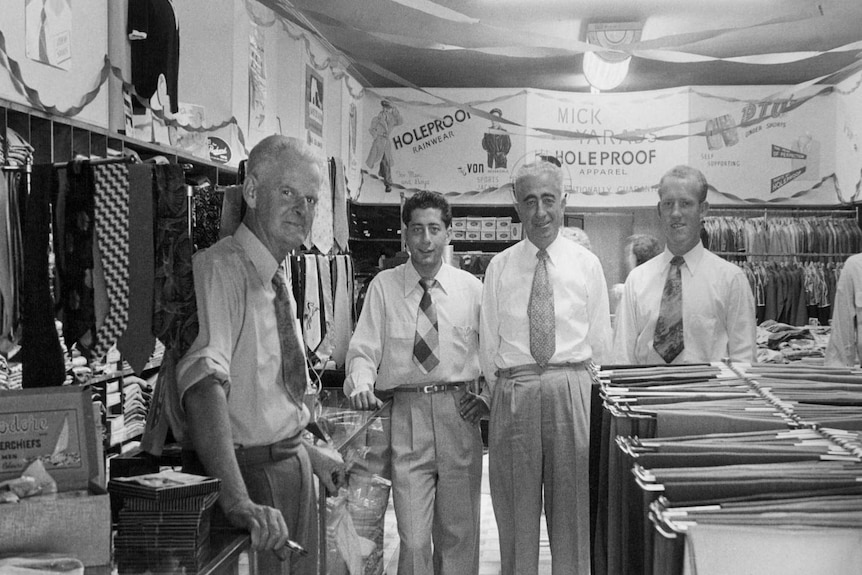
[92,164,129,361]
[272,265,307,405]
[654,256,685,363]
[412,278,439,373]
[529,249,555,368]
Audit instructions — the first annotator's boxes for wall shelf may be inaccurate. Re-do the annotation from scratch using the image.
[1,97,237,186]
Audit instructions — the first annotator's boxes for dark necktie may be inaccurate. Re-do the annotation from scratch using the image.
[273,265,307,405]
[654,255,685,363]
[412,278,439,374]
[529,249,555,368]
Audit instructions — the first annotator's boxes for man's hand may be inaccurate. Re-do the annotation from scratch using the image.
[348,389,383,411]
[306,444,349,494]
[225,499,290,553]
[459,391,489,425]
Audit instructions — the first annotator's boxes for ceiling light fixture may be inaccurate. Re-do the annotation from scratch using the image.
[583,22,642,92]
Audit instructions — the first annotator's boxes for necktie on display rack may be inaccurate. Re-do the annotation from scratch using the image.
[412,278,439,374]
[653,256,685,363]
[272,265,307,405]
[529,249,555,369]
[92,163,130,362]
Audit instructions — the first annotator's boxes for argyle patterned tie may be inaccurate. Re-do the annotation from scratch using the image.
[412,278,439,374]
[654,256,685,363]
[529,249,555,369]
[273,265,307,405]
[92,164,129,362]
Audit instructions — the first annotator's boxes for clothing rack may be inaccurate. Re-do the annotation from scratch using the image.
[709,206,858,218]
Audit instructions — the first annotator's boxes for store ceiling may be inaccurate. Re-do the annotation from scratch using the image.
[264,0,862,93]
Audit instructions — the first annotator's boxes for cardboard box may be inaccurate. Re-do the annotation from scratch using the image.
[465,231,480,241]
[0,487,111,567]
[0,385,99,491]
[466,218,482,230]
[453,230,466,240]
[451,217,466,230]
[481,230,496,241]
[481,217,496,229]
[0,385,110,567]
[496,216,512,229]
[497,231,511,241]
[510,223,522,240]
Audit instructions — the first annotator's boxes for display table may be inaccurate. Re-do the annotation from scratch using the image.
[85,530,250,575]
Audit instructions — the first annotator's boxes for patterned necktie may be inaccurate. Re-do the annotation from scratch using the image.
[92,163,129,362]
[412,278,439,373]
[654,256,685,363]
[273,265,307,405]
[529,249,555,368]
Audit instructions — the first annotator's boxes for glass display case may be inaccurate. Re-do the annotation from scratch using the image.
[314,388,393,575]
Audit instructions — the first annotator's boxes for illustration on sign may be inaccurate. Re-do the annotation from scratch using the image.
[365,99,403,193]
[481,108,511,169]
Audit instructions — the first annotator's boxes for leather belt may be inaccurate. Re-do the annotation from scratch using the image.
[233,432,302,467]
[394,381,468,394]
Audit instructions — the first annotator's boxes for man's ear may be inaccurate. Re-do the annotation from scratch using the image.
[242,176,257,209]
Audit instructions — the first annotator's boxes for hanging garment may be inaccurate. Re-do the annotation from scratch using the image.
[152,163,196,352]
[92,163,130,361]
[60,161,97,354]
[21,165,65,387]
[192,184,222,251]
[117,164,156,374]
[127,0,180,114]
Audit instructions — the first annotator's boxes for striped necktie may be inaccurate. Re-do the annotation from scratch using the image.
[412,278,439,373]
[92,163,129,362]
[529,248,555,369]
[654,256,685,363]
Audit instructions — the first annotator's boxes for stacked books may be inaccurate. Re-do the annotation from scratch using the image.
[108,470,220,574]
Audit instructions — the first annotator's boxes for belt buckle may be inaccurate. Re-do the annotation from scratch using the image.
[420,384,437,394]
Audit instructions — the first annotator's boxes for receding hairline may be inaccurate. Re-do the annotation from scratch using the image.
[513,161,563,200]
[247,135,323,180]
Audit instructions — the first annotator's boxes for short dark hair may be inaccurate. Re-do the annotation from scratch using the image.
[627,234,662,267]
[659,165,708,203]
[402,190,452,228]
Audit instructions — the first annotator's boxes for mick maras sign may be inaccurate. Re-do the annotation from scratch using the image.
[359,89,528,201]
[524,88,690,208]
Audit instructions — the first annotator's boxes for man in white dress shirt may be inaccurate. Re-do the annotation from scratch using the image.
[613,164,756,365]
[479,158,612,575]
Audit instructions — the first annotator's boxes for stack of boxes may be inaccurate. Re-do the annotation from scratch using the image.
[451,216,521,242]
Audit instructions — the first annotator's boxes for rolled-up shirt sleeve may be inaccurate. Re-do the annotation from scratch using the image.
[176,253,242,407]
[343,276,386,396]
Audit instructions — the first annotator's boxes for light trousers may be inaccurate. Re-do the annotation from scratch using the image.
[391,388,484,575]
[489,364,592,575]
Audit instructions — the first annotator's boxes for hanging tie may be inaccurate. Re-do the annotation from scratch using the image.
[412,278,439,374]
[273,265,307,405]
[653,256,685,363]
[92,163,130,362]
[529,249,555,369]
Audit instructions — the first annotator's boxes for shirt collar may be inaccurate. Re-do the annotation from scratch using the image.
[661,240,705,275]
[234,223,280,285]
[524,232,564,266]
[402,261,453,297]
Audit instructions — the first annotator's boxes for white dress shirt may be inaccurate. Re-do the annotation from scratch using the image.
[825,252,862,367]
[176,223,309,447]
[344,261,482,394]
[612,241,756,365]
[479,234,612,390]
